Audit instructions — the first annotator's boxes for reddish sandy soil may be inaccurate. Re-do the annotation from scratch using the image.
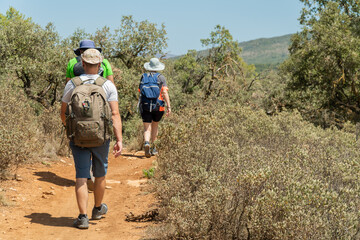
[0,149,158,240]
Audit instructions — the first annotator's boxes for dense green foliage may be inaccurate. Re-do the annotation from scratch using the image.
[0,8,67,108]
[200,25,254,98]
[281,0,360,127]
[112,16,167,70]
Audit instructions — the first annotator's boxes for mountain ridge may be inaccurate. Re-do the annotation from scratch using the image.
[167,33,293,71]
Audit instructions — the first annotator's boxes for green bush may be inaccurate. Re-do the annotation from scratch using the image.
[143,167,155,179]
[154,103,360,239]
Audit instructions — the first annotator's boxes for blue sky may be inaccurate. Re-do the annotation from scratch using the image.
[0,0,304,55]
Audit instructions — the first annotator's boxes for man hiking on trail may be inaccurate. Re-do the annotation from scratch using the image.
[138,57,171,158]
[66,39,116,191]
[66,39,115,84]
[61,49,123,229]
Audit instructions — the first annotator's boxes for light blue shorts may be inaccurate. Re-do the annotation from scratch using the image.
[69,140,110,178]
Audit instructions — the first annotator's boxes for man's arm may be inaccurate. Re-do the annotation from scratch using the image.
[162,90,171,116]
[109,101,123,157]
[106,75,115,85]
[103,59,115,85]
[60,101,67,125]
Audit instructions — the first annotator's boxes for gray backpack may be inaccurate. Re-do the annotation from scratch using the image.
[65,76,112,147]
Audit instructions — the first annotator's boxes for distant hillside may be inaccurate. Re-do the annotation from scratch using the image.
[171,34,293,71]
[239,34,292,65]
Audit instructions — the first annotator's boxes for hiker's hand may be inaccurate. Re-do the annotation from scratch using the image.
[113,141,122,157]
[166,107,171,117]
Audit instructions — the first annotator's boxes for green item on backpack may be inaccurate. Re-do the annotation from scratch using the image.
[65,76,112,147]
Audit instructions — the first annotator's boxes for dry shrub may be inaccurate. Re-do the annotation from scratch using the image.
[37,103,70,157]
[154,103,360,239]
[0,77,71,177]
[123,115,144,151]
[0,80,42,177]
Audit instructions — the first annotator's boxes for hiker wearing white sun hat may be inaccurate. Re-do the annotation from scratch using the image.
[144,57,165,71]
[139,57,171,158]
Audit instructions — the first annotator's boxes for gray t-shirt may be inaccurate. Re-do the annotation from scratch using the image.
[62,74,118,103]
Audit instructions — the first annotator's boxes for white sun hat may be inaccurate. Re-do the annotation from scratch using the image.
[144,58,165,71]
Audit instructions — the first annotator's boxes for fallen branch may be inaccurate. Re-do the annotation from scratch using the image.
[125,209,159,222]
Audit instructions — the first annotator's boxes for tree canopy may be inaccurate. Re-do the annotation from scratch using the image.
[0,7,66,108]
[281,0,360,126]
[112,15,167,69]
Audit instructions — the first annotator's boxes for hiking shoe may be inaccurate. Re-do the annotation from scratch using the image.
[151,147,158,156]
[87,178,94,192]
[73,215,89,229]
[91,203,108,220]
[144,141,151,158]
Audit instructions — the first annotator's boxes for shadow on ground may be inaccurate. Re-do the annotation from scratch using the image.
[121,154,146,159]
[34,171,75,187]
[24,213,95,227]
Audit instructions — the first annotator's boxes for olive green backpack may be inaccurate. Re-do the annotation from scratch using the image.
[65,76,112,147]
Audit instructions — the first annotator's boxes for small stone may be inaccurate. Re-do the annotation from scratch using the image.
[105,186,112,189]
[43,190,55,195]
[106,180,121,184]
[50,186,55,190]
[14,174,23,181]
[60,159,66,163]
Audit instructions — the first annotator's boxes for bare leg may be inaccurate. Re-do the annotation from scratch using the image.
[143,122,151,143]
[75,178,88,214]
[94,176,106,207]
[150,121,160,143]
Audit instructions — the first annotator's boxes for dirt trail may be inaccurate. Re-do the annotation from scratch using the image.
[0,149,157,240]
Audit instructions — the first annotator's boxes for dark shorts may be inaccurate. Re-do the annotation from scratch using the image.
[141,110,164,123]
[70,140,110,178]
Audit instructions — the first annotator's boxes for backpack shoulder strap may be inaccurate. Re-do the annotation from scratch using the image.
[140,73,149,83]
[94,76,107,86]
[71,76,82,87]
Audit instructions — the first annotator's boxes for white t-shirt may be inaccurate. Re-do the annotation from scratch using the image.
[61,74,118,103]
